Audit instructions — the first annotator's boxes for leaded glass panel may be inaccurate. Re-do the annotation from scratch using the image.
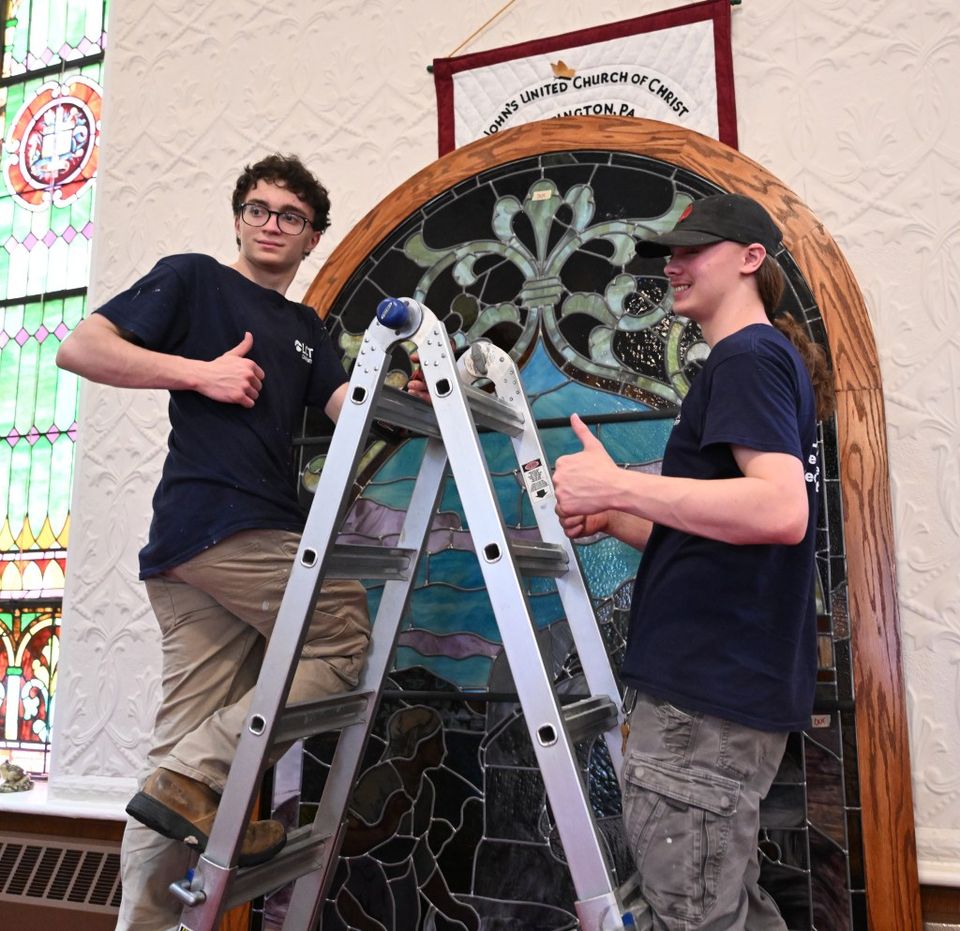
[0,0,106,774]
[2,0,107,78]
[277,152,862,929]
[0,292,80,597]
[0,64,103,301]
[0,603,58,772]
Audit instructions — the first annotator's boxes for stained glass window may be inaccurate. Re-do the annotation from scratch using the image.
[276,152,863,929]
[0,0,106,774]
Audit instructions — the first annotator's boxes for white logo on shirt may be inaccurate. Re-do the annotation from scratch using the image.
[804,439,821,493]
[294,339,314,363]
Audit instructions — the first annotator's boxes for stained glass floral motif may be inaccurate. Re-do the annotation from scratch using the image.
[280,152,864,929]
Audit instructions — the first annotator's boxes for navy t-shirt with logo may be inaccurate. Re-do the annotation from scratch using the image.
[96,254,347,578]
[621,323,820,732]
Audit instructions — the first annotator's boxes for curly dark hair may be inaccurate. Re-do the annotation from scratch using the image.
[231,154,331,234]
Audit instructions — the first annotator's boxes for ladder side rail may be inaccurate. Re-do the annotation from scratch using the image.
[416,327,616,904]
[461,343,625,776]
[282,435,451,930]
[176,321,399,928]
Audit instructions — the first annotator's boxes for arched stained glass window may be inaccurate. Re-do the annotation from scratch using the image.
[0,0,106,774]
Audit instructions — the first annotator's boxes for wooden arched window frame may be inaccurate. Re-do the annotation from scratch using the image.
[305,116,921,930]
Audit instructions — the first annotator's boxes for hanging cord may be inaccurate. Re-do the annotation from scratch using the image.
[428,0,741,71]
[446,0,519,58]
[426,0,519,70]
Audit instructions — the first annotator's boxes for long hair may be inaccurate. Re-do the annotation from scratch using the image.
[756,256,835,420]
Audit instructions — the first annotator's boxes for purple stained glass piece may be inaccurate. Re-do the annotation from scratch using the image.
[5,430,20,447]
[26,428,40,446]
[81,222,95,239]
[41,47,54,64]
[23,233,38,251]
[62,226,78,244]
[60,42,73,58]
[43,230,57,247]
[54,322,69,340]
[0,333,7,349]
[36,325,49,342]
[15,328,30,346]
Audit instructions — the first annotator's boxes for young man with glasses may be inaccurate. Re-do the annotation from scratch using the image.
[57,154,373,930]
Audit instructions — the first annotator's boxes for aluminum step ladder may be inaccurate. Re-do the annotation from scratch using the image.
[170,297,651,931]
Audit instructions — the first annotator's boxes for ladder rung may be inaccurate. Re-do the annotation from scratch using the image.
[224,824,333,910]
[370,384,524,439]
[372,385,441,438]
[274,691,373,744]
[561,695,619,744]
[328,543,415,580]
[461,384,525,437]
[511,541,569,577]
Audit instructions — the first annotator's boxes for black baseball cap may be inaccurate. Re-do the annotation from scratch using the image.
[636,193,782,257]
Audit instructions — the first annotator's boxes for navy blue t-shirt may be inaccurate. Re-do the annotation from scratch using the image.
[96,254,347,578]
[621,323,820,732]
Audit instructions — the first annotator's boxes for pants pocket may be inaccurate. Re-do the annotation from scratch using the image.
[622,753,740,924]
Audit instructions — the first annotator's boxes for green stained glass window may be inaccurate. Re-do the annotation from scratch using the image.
[0,292,80,577]
[2,0,107,78]
[0,0,106,773]
[0,62,103,301]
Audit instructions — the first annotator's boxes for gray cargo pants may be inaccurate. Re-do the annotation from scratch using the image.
[621,690,789,931]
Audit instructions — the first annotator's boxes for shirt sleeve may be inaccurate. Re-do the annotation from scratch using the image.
[700,346,803,459]
[95,258,190,352]
[304,312,349,410]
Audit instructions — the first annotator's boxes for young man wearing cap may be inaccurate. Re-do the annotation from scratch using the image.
[554,193,833,929]
[57,154,377,929]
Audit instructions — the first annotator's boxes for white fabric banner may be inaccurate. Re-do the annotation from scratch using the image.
[434,0,736,153]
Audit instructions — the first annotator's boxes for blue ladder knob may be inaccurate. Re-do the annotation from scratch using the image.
[376,297,409,328]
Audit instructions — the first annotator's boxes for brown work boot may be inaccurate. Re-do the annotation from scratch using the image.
[126,767,286,867]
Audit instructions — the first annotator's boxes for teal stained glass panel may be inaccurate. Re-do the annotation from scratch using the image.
[2,0,107,78]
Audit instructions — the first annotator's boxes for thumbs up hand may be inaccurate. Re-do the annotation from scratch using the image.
[553,414,618,538]
[197,331,266,407]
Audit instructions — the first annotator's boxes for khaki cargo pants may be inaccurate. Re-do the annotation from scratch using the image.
[116,529,370,931]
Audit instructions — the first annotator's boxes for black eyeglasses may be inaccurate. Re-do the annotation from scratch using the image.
[239,203,312,235]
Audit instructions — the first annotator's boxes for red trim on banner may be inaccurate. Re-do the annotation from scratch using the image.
[434,64,457,155]
[711,0,738,149]
[433,0,738,155]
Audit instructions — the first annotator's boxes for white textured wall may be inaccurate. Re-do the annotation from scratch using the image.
[51,0,960,886]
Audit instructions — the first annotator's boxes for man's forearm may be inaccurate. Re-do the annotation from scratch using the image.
[56,314,201,390]
[605,459,807,547]
[605,511,654,550]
